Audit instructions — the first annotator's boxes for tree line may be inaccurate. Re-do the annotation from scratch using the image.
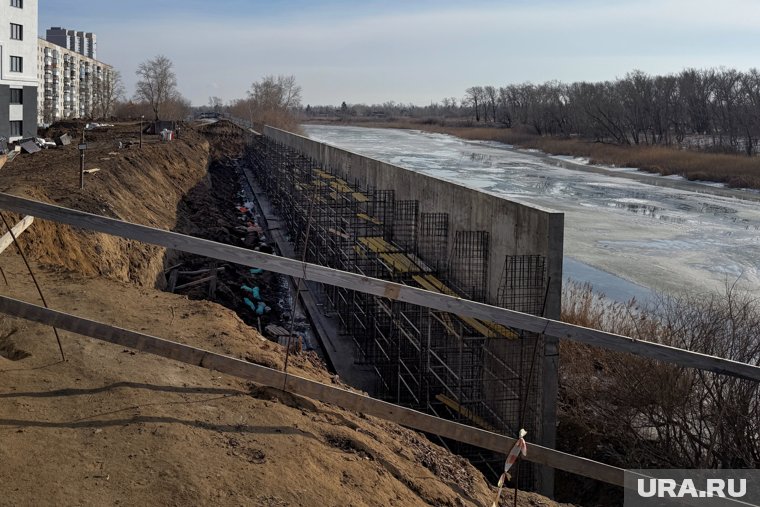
[77,59,302,128]
[304,68,760,156]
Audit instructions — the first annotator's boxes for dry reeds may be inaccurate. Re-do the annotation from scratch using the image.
[559,281,760,472]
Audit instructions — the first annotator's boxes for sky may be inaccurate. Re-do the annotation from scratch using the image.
[39,0,760,107]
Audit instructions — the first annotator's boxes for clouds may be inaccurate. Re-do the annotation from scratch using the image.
[39,0,760,106]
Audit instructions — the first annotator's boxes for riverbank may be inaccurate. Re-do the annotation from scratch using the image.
[306,118,760,191]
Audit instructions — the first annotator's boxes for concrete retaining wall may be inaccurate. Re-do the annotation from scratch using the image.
[263,126,564,318]
[262,125,564,495]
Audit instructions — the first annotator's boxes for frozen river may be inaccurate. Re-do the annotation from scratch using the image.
[303,125,760,301]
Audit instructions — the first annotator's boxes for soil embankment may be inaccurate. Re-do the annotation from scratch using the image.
[0,122,211,286]
[0,121,566,506]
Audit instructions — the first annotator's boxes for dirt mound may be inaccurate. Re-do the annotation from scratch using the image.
[0,122,569,506]
[0,122,210,286]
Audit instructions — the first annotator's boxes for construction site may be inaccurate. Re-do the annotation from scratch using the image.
[0,120,572,507]
[1,119,758,507]
[246,127,563,489]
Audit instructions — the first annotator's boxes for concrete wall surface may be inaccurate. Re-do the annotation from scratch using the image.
[264,125,564,319]
[262,125,565,495]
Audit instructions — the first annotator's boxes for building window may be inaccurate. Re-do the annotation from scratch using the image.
[10,0,22,7]
[10,56,22,72]
[10,88,22,104]
[10,121,22,137]
[10,23,22,40]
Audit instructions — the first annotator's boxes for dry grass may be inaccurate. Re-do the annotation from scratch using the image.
[545,140,760,189]
[254,109,304,135]
[318,118,760,189]
[555,281,760,504]
[558,281,760,465]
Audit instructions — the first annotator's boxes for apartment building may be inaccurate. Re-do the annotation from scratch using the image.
[37,38,113,125]
[0,0,39,143]
[45,27,96,59]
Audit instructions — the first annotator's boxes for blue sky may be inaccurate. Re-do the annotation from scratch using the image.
[39,0,760,107]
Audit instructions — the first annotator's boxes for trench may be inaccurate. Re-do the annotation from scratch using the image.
[159,123,323,361]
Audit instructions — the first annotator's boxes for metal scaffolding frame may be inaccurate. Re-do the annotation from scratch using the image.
[248,135,549,487]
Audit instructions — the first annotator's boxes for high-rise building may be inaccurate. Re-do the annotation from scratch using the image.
[37,39,113,125]
[45,27,96,59]
[0,0,39,143]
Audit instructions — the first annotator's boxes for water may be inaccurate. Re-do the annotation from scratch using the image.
[303,125,760,301]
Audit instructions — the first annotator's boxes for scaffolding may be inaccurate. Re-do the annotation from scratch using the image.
[449,231,490,303]
[248,135,550,487]
[498,255,547,315]
[419,212,449,274]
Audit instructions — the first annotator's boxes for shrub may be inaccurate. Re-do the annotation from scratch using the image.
[559,281,760,471]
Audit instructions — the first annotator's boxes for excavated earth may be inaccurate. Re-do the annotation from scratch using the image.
[0,121,569,506]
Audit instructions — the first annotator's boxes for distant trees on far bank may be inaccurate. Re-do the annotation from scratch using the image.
[302,68,760,156]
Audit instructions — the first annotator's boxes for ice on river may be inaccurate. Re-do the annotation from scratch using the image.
[303,125,760,301]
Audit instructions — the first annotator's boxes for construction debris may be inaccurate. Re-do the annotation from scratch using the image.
[55,133,72,146]
[20,140,41,154]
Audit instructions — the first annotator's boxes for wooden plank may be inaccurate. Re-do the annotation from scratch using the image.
[435,394,497,432]
[163,262,184,274]
[0,215,34,254]
[167,269,179,293]
[207,262,218,299]
[413,274,518,340]
[0,294,626,487]
[265,324,292,337]
[1,193,759,381]
[178,267,225,276]
[174,275,215,292]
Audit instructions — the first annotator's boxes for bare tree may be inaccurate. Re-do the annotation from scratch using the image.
[249,74,302,111]
[208,96,223,112]
[93,70,125,119]
[738,70,760,156]
[229,75,303,132]
[162,95,192,120]
[42,97,55,125]
[135,55,178,121]
[484,86,498,123]
[464,86,484,122]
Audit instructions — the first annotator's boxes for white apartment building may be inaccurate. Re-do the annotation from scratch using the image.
[0,0,39,143]
[37,38,114,125]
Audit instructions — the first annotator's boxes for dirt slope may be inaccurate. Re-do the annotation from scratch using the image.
[0,123,211,286]
[0,122,567,506]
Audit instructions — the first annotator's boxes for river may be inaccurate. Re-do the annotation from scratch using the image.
[303,125,760,302]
